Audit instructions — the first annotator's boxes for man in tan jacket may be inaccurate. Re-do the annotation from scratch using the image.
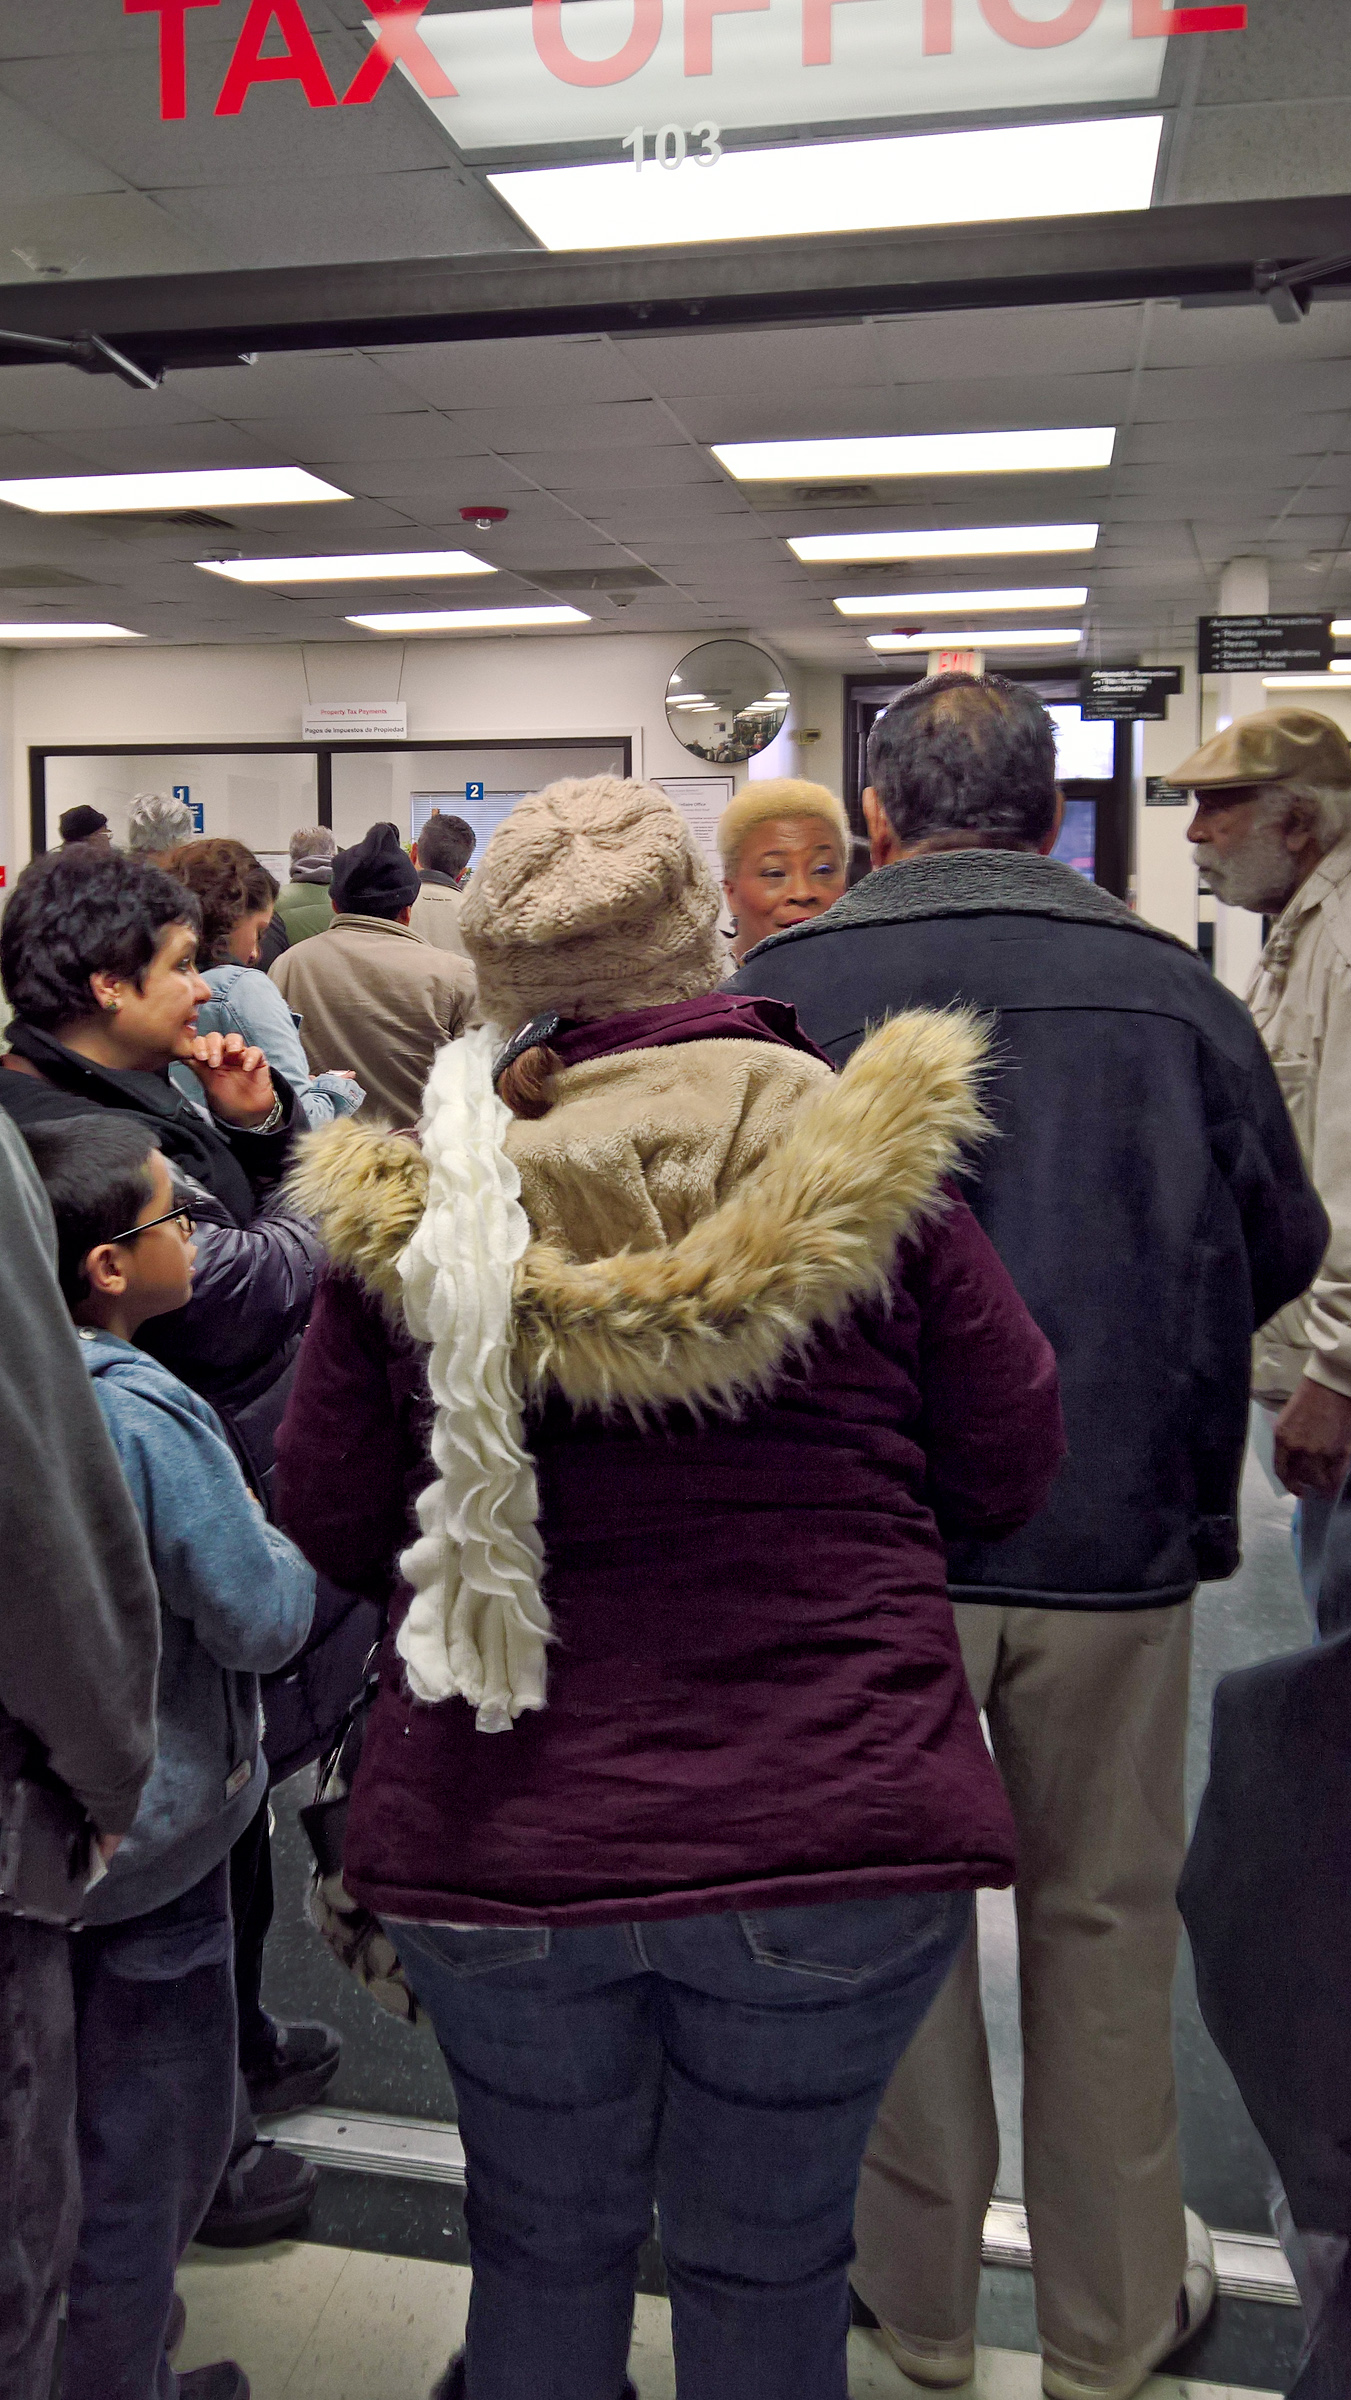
[272,822,474,1125]
[1179,706,1351,1626]
[409,811,474,960]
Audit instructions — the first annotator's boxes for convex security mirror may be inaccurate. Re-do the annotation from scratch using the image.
[666,641,789,764]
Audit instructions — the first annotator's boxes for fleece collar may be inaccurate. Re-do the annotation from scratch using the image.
[747,849,1186,962]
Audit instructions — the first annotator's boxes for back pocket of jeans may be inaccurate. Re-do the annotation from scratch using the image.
[390,1922,552,1979]
[739,1891,966,1984]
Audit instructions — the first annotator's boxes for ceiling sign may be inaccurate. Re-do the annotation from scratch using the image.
[301,701,409,740]
[1080,664,1183,719]
[131,0,1245,140]
[1197,616,1334,676]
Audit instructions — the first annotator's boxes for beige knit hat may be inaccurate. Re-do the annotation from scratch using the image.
[460,776,724,1029]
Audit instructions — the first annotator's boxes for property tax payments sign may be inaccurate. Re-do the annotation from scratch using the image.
[1197,617,1334,676]
[1080,666,1183,721]
[301,703,409,742]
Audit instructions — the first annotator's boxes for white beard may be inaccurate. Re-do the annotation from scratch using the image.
[1194,821,1301,914]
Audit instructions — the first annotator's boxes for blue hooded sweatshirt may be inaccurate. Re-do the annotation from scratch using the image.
[76,1331,316,1925]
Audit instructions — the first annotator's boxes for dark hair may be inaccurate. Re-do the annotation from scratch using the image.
[58,805,108,844]
[23,1117,160,1308]
[866,672,1058,849]
[162,837,276,968]
[1,851,202,1031]
[417,813,475,879]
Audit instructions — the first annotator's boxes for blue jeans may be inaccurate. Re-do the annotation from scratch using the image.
[61,1860,237,2400]
[393,1888,971,2400]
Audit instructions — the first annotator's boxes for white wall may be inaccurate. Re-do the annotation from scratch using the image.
[1,631,845,874]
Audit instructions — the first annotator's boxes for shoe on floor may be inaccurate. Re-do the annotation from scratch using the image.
[1041,2209,1217,2400]
[165,2290,187,2355]
[862,2318,975,2389]
[196,2138,319,2248]
[242,2015,341,2116]
[176,2367,250,2400]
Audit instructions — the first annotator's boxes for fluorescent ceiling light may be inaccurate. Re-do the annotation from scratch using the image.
[867,628,1083,653]
[763,690,791,702]
[0,622,141,641]
[347,606,589,633]
[1332,620,1351,637]
[0,468,350,515]
[1265,666,1351,686]
[790,525,1100,564]
[835,585,1088,619]
[198,550,493,584]
[716,430,1115,484]
[491,115,1161,253]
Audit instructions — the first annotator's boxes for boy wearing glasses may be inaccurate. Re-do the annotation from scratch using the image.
[23,1116,315,2400]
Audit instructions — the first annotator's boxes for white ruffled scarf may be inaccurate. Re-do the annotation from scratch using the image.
[395,1027,551,1733]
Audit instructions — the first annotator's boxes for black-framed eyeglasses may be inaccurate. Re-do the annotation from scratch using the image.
[108,1206,197,1247]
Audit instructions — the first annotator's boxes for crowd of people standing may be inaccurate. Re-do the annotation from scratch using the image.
[2,680,1348,2400]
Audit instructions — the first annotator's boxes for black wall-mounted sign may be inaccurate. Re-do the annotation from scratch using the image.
[1198,615,1334,675]
[1145,777,1189,807]
[1080,666,1185,721]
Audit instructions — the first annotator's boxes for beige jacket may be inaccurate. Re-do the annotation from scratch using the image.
[408,878,470,960]
[271,913,475,1127]
[1248,829,1351,1404]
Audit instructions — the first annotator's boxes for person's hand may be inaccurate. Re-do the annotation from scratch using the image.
[1273,1376,1351,1499]
[185,1031,277,1128]
[96,1832,123,1864]
[329,1069,359,1081]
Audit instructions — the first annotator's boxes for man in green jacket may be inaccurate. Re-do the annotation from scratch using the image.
[275,826,337,944]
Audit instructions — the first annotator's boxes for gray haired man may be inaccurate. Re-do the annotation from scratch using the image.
[1179,706,1351,1627]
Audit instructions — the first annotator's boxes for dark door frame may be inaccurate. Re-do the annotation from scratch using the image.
[29,734,633,856]
[843,674,1132,900]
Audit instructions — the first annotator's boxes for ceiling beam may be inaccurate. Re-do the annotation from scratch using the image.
[0,194,1348,374]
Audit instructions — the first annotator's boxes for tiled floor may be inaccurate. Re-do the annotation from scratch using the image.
[175,2241,1281,2400]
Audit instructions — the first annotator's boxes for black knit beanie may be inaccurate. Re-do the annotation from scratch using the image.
[331,822,421,919]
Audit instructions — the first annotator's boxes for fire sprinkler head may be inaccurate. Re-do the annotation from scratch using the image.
[461,506,509,531]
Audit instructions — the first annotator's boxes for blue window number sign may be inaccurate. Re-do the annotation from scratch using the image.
[174,784,204,834]
[465,781,485,804]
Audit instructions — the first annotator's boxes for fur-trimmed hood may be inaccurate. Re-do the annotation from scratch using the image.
[289,1010,988,1420]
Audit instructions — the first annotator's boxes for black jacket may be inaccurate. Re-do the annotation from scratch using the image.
[1180,1629,1351,2240]
[731,851,1328,1607]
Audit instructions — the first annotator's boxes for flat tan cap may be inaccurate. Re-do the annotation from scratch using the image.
[1171,705,1351,793]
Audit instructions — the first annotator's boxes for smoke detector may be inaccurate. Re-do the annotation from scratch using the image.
[461,506,509,532]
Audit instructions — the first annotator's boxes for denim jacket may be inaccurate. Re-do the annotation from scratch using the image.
[171,963,365,1129]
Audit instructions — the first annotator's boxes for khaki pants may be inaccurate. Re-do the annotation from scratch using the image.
[854,1602,1192,2390]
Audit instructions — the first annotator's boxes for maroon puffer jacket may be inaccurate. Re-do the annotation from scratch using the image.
[276,1005,1064,1927]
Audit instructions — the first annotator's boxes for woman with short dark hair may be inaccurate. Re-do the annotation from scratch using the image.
[164,838,363,1129]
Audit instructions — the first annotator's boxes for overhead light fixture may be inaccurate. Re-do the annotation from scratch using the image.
[867,628,1084,653]
[0,468,351,515]
[669,691,709,703]
[1265,665,1351,686]
[790,525,1100,565]
[716,430,1115,484]
[490,116,1161,253]
[198,549,494,584]
[1332,620,1351,636]
[835,585,1088,618]
[763,690,791,702]
[347,605,589,633]
[0,622,142,641]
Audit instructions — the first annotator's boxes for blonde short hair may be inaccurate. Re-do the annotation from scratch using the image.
[717,779,851,875]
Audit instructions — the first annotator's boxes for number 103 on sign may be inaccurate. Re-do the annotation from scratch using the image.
[622,123,722,168]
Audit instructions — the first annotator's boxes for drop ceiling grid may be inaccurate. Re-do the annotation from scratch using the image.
[0,294,1342,656]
